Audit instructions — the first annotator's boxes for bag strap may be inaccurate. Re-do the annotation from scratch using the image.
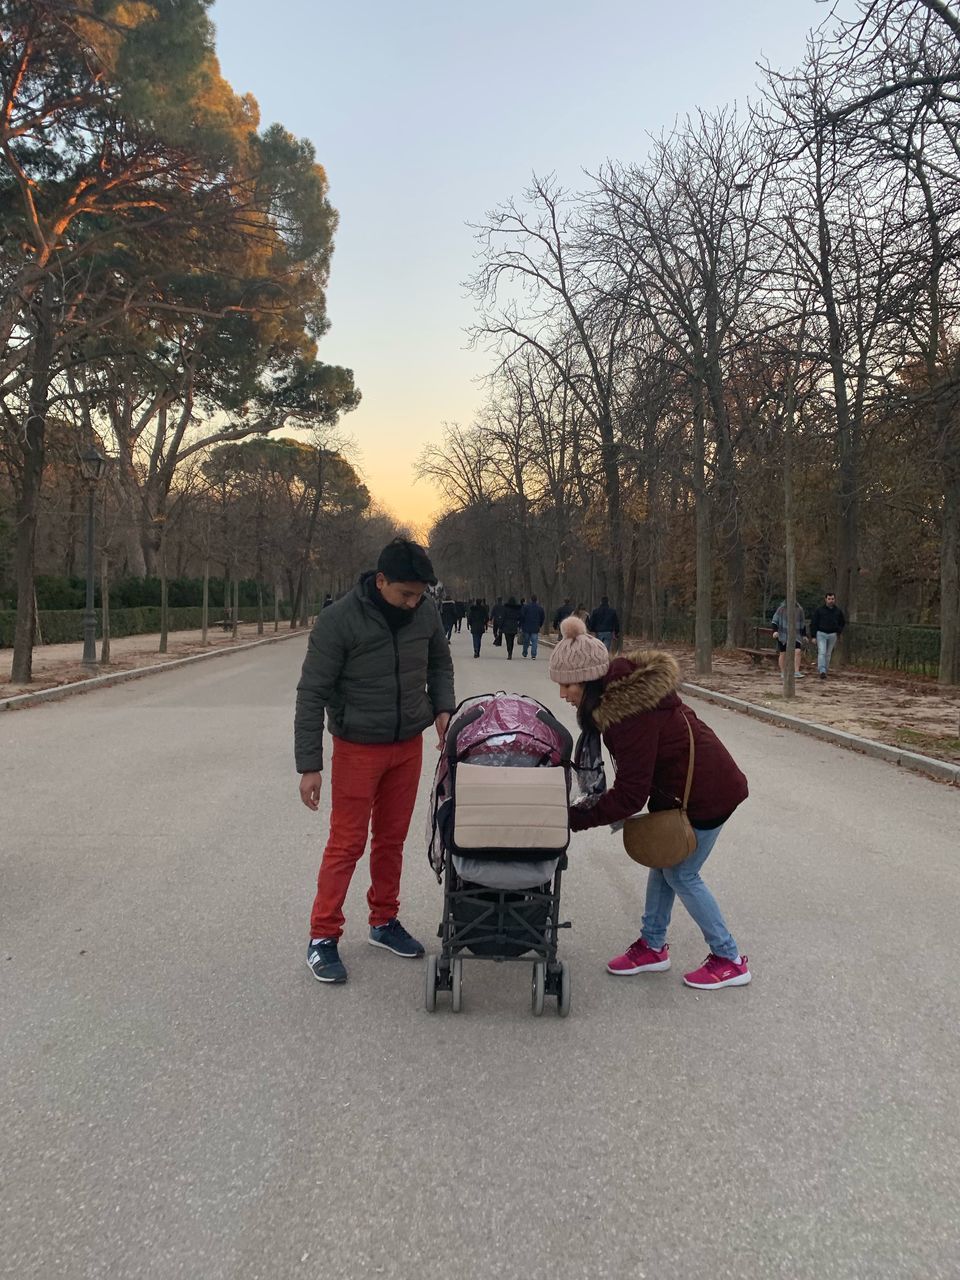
[679,712,696,813]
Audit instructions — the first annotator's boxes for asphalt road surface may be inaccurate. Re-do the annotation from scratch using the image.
[3,628,959,1280]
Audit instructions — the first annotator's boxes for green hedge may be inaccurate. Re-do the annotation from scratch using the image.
[0,574,276,612]
[659,615,729,648]
[840,622,941,676]
[0,604,293,648]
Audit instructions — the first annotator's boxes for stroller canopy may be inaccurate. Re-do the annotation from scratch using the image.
[427,693,573,878]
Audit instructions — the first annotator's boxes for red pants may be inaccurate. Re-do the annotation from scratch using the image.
[309,735,423,940]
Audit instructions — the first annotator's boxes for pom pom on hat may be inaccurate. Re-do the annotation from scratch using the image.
[550,614,611,684]
[559,615,587,640]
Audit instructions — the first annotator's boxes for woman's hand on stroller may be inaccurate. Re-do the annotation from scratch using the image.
[435,711,451,750]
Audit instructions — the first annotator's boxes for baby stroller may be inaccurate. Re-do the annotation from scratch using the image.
[425,692,574,1016]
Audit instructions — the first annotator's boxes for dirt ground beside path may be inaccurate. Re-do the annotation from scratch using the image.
[1,622,308,702]
[658,642,960,765]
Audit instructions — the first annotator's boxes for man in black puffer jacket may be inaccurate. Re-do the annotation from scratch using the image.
[587,596,621,652]
[295,538,455,984]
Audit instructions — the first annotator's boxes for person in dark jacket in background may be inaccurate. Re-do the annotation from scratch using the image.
[549,616,751,991]
[455,600,466,633]
[322,593,333,609]
[440,598,457,641]
[519,595,546,659]
[587,596,620,651]
[809,592,846,679]
[490,596,505,646]
[500,596,522,659]
[552,598,574,633]
[295,538,455,984]
[467,598,489,657]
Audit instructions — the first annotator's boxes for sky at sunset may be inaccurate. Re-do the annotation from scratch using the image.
[210,0,856,532]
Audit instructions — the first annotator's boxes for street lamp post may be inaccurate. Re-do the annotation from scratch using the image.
[78,445,109,669]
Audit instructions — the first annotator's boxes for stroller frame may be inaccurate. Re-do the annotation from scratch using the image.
[426,829,572,1016]
[424,691,574,1016]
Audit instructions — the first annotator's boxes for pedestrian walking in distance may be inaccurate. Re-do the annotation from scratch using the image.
[549,616,751,990]
[552,598,574,634]
[500,596,522,659]
[520,594,546,658]
[467,597,489,657]
[440,597,457,642]
[587,596,621,652]
[809,592,846,679]
[295,538,456,984]
[491,596,505,646]
[770,599,807,678]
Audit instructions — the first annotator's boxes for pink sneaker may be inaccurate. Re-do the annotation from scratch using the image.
[606,938,671,975]
[683,953,751,989]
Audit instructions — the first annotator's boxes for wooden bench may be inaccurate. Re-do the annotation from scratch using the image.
[738,647,780,667]
[212,618,236,632]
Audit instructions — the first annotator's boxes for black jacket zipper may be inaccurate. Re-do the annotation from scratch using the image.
[392,632,401,741]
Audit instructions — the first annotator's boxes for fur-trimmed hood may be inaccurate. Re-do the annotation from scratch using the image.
[593,649,681,732]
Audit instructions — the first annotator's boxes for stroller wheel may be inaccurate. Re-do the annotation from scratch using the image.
[557,962,571,1018]
[531,961,546,1016]
[451,957,463,1013]
[424,955,438,1012]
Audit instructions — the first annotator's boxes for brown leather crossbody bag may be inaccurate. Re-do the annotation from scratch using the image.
[621,714,697,869]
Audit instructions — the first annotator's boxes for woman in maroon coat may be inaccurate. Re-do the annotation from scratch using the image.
[549,617,751,990]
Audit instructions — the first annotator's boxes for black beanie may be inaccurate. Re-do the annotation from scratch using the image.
[376,537,437,585]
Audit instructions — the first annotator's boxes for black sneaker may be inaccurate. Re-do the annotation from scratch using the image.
[368,918,425,958]
[307,938,347,983]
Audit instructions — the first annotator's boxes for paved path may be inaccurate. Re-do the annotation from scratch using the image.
[2,629,958,1279]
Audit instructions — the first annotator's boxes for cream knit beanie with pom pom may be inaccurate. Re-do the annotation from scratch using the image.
[549,615,611,684]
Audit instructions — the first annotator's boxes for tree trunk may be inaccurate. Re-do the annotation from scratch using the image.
[648,553,661,642]
[121,521,147,577]
[624,524,640,639]
[692,396,712,677]
[597,410,625,617]
[232,576,239,639]
[291,449,325,629]
[708,384,746,649]
[836,432,860,621]
[817,195,860,621]
[257,581,264,636]
[782,384,798,699]
[65,481,80,578]
[939,460,960,686]
[10,279,55,684]
[140,481,162,579]
[158,525,169,654]
[100,553,111,666]
[201,558,210,645]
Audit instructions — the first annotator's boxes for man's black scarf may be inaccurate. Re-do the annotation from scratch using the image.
[365,575,417,632]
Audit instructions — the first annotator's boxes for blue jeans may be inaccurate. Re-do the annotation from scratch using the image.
[597,630,614,651]
[816,631,838,674]
[471,631,482,656]
[641,823,739,961]
[521,630,539,658]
